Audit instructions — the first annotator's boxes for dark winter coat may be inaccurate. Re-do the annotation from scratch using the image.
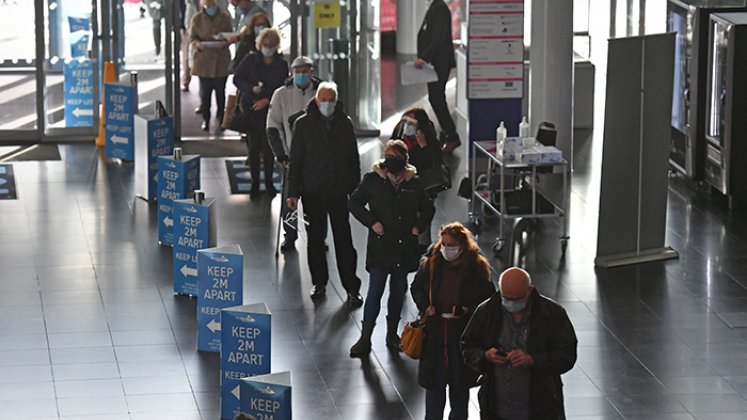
[417,0,456,78]
[461,289,578,420]
[233,51,288,128]
[410,252,495,388]
[287,100,361,198]
[349,162,435,272]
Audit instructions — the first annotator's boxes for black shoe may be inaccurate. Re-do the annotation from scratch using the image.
[194,106,203,114]
[324,242,329,252]
[249,183,261,197]
[201,121,209,131]
[347,293,363,308]
[280,239,296,252]
[310,285,326,300]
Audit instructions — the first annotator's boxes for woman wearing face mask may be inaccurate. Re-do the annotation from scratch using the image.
[391,107,444,251]
[233,26,288,196]
[348,140,435,357]
[410,222,495,420]
[232,12,271,70]
[190,0,234,132]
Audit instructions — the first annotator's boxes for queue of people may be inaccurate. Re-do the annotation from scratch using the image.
[178,2,578,418]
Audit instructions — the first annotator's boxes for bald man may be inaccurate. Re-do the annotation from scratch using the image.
[461,267,577,420]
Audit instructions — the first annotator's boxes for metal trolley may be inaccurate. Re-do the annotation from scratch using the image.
[468,140,570,255]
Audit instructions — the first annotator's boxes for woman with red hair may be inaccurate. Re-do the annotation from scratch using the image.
[410,222,495,420]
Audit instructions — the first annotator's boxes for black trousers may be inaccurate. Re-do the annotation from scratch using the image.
[199,76,227,123]
[152,18,162,55]
[427,73,457,140]
[246,126,275,188]
[302,194,361,294]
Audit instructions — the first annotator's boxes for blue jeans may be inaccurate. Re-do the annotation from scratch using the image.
[425,333,470,420]
[362,267,409,323]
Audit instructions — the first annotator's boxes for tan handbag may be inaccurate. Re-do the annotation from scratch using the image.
[401,260,434,359]
[221,93,239,129]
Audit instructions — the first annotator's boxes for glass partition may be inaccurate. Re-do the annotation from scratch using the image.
[0,2,38,132]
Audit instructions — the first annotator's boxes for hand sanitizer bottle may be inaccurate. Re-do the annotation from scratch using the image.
[519,116,530,138]
[496,121,507,157]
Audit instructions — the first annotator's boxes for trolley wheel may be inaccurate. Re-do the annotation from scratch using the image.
[492,239,505,254]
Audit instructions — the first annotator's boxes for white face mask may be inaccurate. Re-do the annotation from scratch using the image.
[440,245,462,262]
[318,101,335,118]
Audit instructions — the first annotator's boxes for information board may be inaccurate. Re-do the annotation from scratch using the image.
[157,155,200,246]
[172,197,217,296]
[468,0,525,99]
[220,303,271,420]
[63,60,94,127]
[239,371,291,420]
[105,83,135,160]
[197,245,243,353]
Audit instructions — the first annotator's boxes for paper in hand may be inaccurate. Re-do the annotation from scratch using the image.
[401,61,439,86]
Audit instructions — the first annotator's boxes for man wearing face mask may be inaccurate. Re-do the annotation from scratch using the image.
[287,82,363,306]
[266,56,321,251]
[410,222,495,420]
[461,267,578,420]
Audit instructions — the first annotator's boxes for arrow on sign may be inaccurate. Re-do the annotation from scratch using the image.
[207,319,221,333]
[111,135,129,145]
[72,107,93,117]
[231,385,240,400]
[163,216,174,227]
[180,265,197,277]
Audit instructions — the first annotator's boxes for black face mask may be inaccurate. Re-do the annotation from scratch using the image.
[384,156,406,173]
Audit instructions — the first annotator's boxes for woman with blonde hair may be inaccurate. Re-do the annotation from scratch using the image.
[410,222,495,420]
[233,27,288,196]
[232,12,271,69]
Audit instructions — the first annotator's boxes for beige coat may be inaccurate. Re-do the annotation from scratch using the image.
[189,10,233,79]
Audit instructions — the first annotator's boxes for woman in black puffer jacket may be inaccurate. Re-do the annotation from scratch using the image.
[348,140,435,357]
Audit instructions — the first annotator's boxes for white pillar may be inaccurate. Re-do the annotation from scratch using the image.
[529,0,574,168]
[396,0,428,55]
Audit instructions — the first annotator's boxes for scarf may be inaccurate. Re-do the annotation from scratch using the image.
[387,171,406,190]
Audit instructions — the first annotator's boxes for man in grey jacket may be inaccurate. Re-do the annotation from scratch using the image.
[267,56,320,252]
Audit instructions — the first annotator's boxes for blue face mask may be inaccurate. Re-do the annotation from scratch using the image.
[254,25,267,36]
[261,47,275,57]
[205,6,218,17]
[502,297,526,313]
[294,73,311,88]
[318,101,335,118]
[403,123,417,137]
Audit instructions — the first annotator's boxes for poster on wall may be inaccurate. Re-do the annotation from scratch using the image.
[467,0,525,99]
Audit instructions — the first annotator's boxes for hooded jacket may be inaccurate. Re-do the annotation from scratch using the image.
[461,289,578,419]
[410,251,495,388]
[349,161,435,272]
[287,99,361,198]
[266,76,322,158]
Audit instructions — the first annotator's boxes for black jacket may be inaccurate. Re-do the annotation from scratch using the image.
[461,289,578,420]
[349,162,435,272]
[417,0,456,78]
[233,52,289,128]
[288,100,361,198]
[410,252,495,388]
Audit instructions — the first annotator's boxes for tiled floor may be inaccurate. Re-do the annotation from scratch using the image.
[3,116,747,419]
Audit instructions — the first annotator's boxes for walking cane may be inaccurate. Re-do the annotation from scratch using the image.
[274,166,287,259]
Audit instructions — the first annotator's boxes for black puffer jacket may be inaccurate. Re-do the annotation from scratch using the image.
[390,120,443,176]
[349,162,435,272]
[410,252,495,388]
[233,51,288,128]
[288,100,361,198]
[461,289,578,420]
